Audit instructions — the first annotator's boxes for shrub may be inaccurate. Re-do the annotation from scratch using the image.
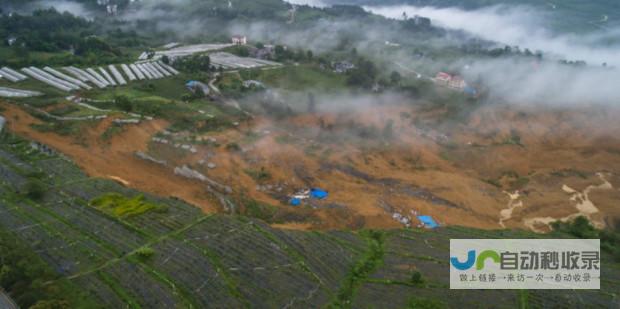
[24,178,46,200]
[410,271,424,286]
[407,296,446,309]
[114,95,133,112]
[226,143,241,152]
[90,193,167,218]
[135,247,155,260]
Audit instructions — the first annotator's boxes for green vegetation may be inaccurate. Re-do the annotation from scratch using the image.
[90,193,167,218]
[331,230,385,308]
[242,200,278,222]
[135,247,155,261]
[0,133,618,308]
[406,296,447,309]
[410,271,425,286]
[0,9,139,67]
[244,167,272,182]
[500,130,524,147]
[245,64,347,92]
[550,168,588,179]
[101,125,124,141]
[552,216,620,262]
[226,142,241,152]
[174,54,211,73]
[0,228,94,308]
[24,177,46,200]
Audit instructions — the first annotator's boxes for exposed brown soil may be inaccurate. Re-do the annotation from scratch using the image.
[0,101,218,213]
[3,100,620,231]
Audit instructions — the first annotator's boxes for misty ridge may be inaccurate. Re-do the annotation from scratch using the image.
[143,0,620,106]
[8,0,620,106]
[287,0,620,106]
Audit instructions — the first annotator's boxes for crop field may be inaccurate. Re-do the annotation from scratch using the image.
[0,131,618,308]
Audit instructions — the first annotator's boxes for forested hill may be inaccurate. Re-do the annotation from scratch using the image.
[320,0,620,33]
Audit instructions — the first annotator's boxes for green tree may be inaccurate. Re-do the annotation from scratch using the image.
[24,178,45,200]
[410,271,424,286]
[114,95,133,112]
[390,71,402,85]
[161,55,170,64]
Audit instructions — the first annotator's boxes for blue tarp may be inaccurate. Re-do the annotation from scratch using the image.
[310,188,328,199]
[417,215,439,229]
[464,86,477,96]
[289,198,301,206]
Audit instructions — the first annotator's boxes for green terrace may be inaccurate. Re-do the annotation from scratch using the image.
[0,131,618,308]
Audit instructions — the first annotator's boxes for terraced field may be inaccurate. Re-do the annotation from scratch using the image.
[0,131,618,308]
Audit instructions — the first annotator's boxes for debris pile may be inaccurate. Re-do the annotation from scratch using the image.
[289,188,329,206]
[135,151,167,166]
[174,165,232,194]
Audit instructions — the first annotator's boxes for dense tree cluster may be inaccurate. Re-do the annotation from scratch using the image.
[0,9,91,52]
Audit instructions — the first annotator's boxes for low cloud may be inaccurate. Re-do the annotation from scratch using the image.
[284,0,328,7]
[463,58,620,105]
[365,4,620,67]
[25,0,94,18]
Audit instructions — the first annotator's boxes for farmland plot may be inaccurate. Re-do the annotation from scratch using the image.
[103,260,181,308]
[74,274,129,308]
[0,132,618,308]
[147,238,242,308]
[183,217,328,307]
[271,229,365,291]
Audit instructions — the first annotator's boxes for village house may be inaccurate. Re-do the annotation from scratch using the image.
[106,5,118,15]
[434,72,466,90]
[232,35,247,45]
[331,61,356,74]
[6,36,17,46]
[250,44,276,60]
[413,15,432,27]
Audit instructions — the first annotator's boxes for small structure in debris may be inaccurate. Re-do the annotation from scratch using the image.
[250,45,276,59]
[175,165,232,194]
[289,187,328,205]
[113,118,140,125]
[417,215,439,229]
[412,15,431,27]
[185,80,210,96]
[135,151,167,166]
[242,80,265,89]
[310,188,328,199]
[152,137,169,144]
[434,72,477,95]
[30,142,55,156]
[232,35,247,45]
[331,61,356,74]
[434,72,466,90]
[392,212,412,228]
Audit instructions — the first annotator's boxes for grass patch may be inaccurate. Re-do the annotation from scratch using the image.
[244,167,272,182]
[254,64,346,92]
[330,230,385,308]
[0,227,98,308]
[551,216,620,262]
[242,199,278,222]
[550,168,588,179]
[90,193,167,218]
[135,246,156,261]
[406,296,447,309]
[101,125,125,141]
